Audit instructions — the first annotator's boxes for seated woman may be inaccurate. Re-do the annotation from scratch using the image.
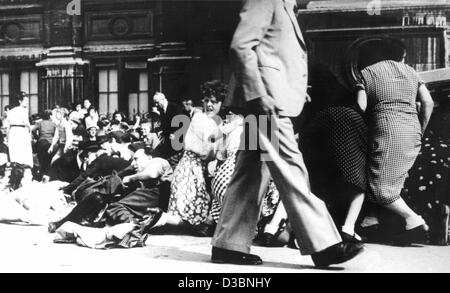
[69,102,85,125]
[112,111,130,131]
[83,106,99,130]
[141,80,227,236]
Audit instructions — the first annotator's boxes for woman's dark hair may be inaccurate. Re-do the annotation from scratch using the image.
[384,38,407,62]
[72,101,82,111]
[112,111,126,121]
[308,63,355,111]
[357,38,407,70]
[358,41,388,71]
[16,92,27,106]
[200,80,228,103]
[40,109,53,120]
[110,119,121,126]
[85,106,97,117]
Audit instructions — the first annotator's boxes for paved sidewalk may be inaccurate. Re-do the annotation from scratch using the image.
[0,223,449,273]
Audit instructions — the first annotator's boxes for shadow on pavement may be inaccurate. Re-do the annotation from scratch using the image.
[148,245,344,271]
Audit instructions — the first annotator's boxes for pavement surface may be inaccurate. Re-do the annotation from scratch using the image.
[0,223,449,273]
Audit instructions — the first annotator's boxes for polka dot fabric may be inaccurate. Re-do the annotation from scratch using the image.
[300,106,368,195]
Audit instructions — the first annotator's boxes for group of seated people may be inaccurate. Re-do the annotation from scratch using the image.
[0,81,292,249]
[0,57,448,251]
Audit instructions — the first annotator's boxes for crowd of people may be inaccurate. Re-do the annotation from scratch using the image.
[0,80,290,250]
[0,46,446,250]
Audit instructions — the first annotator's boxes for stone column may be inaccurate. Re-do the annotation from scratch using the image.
[148,42,200,104]
[36,47,88,110]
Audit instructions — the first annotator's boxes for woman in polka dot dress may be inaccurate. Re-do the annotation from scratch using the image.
[356,39,434,244]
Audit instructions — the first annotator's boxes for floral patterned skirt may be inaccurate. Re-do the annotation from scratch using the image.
[168,151,211,225]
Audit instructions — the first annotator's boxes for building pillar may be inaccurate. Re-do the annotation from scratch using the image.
[148,42,199,103]
[36,46,88,110]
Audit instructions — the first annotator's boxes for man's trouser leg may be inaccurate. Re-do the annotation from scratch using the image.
[212,115,341,255]
[212,146,271,253]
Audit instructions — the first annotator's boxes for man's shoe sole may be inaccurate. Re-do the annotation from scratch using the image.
[211,257,263,265]
[314,245,365,268]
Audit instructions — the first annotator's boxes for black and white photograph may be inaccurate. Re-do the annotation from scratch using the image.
[0,0,449,277]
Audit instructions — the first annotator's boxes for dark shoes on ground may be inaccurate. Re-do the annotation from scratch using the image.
[211,247,263,265]
[357,224,386,243]
[392,224,430,246]
[311,241,364,268]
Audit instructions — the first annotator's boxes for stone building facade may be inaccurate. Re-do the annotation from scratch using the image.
[0,0,449,117]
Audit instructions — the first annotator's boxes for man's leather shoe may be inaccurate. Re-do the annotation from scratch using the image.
[311,241,364,268]
[211,247,263,265]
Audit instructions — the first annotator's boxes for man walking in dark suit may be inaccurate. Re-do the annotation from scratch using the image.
[211,0,364,268]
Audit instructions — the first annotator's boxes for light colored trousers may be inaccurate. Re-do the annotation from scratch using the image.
[211,116,341,255]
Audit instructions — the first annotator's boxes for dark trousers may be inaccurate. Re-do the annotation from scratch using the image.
[35,139,53,176]
[105,181,171,225]
[51,180,171,230]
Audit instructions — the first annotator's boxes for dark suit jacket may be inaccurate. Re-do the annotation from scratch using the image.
[225,0,309,118]
[160,102,183,138]
[63,154,132,194]
[154,102,184,158]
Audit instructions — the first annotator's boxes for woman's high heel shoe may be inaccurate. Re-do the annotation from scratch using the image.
[340,231,365,244]
[393,224,429,246]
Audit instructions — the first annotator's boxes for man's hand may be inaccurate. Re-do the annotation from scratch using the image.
[247,96,279,116]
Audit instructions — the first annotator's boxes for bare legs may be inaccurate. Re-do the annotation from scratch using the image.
[341,189,365,240]
[384,198,427,230]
